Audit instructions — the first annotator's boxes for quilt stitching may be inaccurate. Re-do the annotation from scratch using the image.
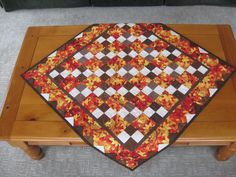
[22,23,235,170]
[47,23,209,150]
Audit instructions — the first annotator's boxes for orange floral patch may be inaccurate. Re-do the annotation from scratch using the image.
[61,57,82,71]
[151,55,171,69]
[129,73,151,89]
[87,41,104,54]
[105,115,129,135]
[131,114,156,134]
[177,71,198,88]
[150,39,169,51]
[108,41,126,53]
[175,55,193,69]
[132,92,152,111]
[82,75,102,90]
[156,91,178,110]
[106,96,122,111]
[129,55,149,70]
[153,72,175,88]
[81,93,103,112]
[107,56,126,71]
[129,39,147,53]
[107,26,126,38]
[60,75,80,92]
[111,92,128,106]
[84,58,103,72]
[128,25,145,36]
[106,73,126,90]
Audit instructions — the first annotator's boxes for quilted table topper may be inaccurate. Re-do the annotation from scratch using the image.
[22,23,235,170]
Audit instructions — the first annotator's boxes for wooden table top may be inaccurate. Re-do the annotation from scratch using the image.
[1,24,236,146]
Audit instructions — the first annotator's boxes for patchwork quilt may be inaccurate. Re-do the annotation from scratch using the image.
[22,23,235,170]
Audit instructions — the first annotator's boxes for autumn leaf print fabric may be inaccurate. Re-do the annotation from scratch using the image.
[22,23,235,170]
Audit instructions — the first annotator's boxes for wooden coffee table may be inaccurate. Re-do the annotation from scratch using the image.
[0,24,236,161]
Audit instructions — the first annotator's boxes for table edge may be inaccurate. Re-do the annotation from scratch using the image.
[217,25,236,91]
[0,27,40,140]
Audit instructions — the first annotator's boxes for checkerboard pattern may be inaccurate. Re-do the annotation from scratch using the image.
[23,23,236,169]
[48,23,209,150]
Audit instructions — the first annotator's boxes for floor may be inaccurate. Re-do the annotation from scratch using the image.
[0,5,236,177]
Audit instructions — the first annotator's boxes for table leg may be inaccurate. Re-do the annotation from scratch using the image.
[8,141,44,160]
[215,143,236,161]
